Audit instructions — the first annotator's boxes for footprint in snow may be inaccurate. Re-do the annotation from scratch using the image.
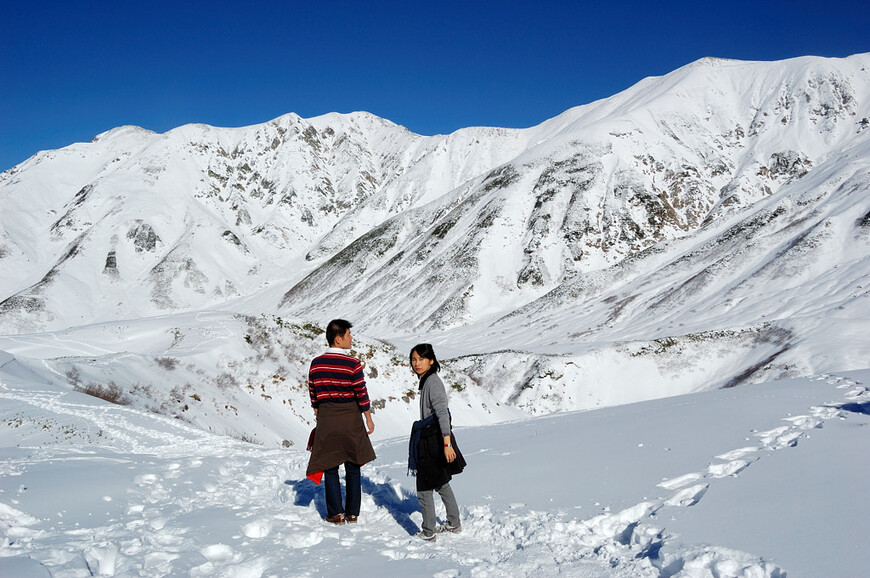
[665,483,708,508]
[845,386,869,399]
[134,473,159,485]
[658,472,704,491]
[284,528,323,549]
[83,544,119,576]
[782,414,823,429]
[241,519,273,539]
[832,378,855,388]
[199,543,237,563]
[715,446,759,461]
[707,459,751,478]
[754,426,802,449]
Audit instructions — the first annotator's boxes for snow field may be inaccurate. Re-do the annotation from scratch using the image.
[2,367,868,576]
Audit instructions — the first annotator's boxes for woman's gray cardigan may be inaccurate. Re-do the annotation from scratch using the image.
[419,372,451,435]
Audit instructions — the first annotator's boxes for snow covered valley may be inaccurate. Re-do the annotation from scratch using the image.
[2,354,868,577]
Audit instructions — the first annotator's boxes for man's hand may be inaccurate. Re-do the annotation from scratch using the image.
[364,411,375,435]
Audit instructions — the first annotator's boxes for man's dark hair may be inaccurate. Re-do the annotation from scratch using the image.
[326,319,352,346]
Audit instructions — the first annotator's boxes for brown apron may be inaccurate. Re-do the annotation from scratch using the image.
[306,403,376,475]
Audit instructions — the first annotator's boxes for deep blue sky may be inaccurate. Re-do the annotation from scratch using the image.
[2,0,868,172]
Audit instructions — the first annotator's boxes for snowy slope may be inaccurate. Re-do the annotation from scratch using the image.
[2,352,867,577]
[0,314,524,448]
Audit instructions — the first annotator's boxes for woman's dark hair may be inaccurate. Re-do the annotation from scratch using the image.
[410,343,440,374]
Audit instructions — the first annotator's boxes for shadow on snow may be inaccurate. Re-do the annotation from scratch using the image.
[838,401,870,415]
[285,475,419,535]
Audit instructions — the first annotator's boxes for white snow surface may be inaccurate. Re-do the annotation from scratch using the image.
[1,353,867,577]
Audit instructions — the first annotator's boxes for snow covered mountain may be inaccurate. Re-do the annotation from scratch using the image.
[1,53,869,423]
[2,53,870,578]
[0,112,528,333]
[280,55,870,335]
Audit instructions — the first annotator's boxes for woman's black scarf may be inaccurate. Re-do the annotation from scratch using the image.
[417,368,438,389]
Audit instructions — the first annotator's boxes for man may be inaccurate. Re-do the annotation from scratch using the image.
[306,319,376,524]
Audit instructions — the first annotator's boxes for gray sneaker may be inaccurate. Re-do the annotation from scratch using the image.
[436,523,461,534]
[415,531,436,542]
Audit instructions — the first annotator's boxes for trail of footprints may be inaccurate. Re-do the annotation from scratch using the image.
[402,373,869,577]
[323,372,867,576]
[589,373,866,576]
[3,373,866,577]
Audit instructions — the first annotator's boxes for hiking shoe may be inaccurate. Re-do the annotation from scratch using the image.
[415,531,436,542]
[346,515,358,523]
[436,523,461,534]
[325,514,346,525]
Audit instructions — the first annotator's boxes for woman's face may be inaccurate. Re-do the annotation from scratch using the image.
[411,351,434,376]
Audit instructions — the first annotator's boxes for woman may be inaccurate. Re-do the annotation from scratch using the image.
[408,343,466,542]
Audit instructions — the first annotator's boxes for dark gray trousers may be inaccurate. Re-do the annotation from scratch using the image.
[418,482,460,535]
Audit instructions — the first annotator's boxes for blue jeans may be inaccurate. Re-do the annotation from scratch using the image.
[324,462,361,517]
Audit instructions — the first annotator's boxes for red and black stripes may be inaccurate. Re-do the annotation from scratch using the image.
[308,352,370,411]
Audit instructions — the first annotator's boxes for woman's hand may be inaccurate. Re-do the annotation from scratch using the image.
[444,435,455,462]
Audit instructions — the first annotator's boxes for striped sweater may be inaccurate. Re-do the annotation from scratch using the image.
[308,349,370,412]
